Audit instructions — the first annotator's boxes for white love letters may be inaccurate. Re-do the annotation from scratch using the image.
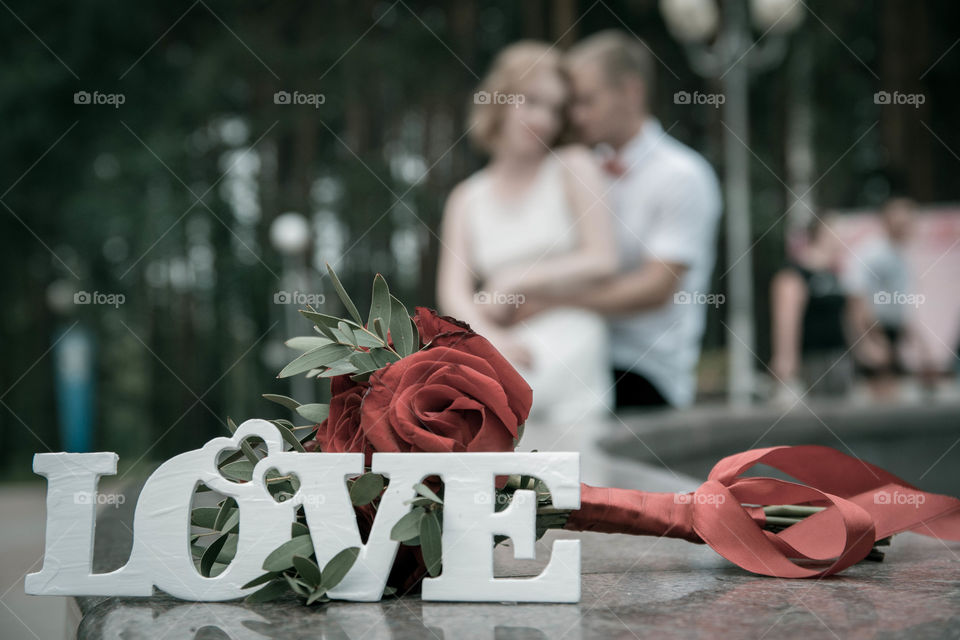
[25,420,581,603]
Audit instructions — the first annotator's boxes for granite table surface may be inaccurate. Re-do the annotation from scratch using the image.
[76,481,960,640]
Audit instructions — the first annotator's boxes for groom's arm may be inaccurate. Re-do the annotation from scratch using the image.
[520,260,686,318]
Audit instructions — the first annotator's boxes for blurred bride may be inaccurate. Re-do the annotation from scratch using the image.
[437,41,617,423]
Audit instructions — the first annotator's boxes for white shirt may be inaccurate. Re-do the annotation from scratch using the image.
[844,237,912,328]
[604,119,722,407]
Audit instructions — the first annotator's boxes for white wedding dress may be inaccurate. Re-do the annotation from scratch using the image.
[462,155,613,424]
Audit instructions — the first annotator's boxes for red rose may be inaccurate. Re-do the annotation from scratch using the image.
[412,306,473,345]
[359,308,533,454]
[310,374,375,464]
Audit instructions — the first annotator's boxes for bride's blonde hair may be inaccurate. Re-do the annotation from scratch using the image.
[468,41,565,153]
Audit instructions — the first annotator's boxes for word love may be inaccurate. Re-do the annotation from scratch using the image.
[25,420,581,603]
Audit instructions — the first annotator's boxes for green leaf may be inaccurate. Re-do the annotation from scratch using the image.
[317,361,359,377]
[285,336,334,351]
[349,473,385,506]
[272,420,307,452]
[242,571,282,590]
[296,403,330,424]
[200,532,230,577]
[244,579,288,603]
[348,348,399,375]
[319,546,360,592]
[372,318,386,345]
[305,588,330,606]
[224,419,262,465]
[215,498,238,530]
[191,507,219,529]
[291,521,309,537]
[389,295,415,357]
[326,263,363,325]
[279,343,354,378]
[419,510,442,577]
[413,483,443,504]
[263,535,315,572]
[219,509,240,535]
[390,507,425,542]
[262,394,301,411]
[292,555,322,588]
[337,321,358,347]
[368,274,391,341]
[220,460,254,482]
[216,533,238,564]
[298,311,342,342]
[284,573,310,597]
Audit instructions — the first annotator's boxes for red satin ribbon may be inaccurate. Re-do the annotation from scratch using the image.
[565,445,960,578]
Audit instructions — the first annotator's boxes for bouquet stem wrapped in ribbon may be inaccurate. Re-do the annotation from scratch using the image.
[233,267,960,603]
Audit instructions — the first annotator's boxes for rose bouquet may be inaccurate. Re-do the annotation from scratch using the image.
[191,267,960,605]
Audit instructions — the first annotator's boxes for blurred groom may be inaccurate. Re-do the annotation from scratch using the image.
[516,30,722,410]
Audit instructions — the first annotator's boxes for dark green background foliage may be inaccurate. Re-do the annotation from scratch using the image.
[1,1,958,473]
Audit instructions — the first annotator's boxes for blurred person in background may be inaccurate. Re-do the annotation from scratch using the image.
[511,30,722,410]
[769,215,854,404]
[846,197,918,399]
[437,41,618,423]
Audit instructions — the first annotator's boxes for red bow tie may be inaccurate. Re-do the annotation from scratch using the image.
[601,154,627,177]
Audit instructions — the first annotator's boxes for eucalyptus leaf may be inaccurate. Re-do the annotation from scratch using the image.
[216,533,238,564]
[390,507,425,542]
[299,311,342,342]
[285,336,334,352]
[200,532,230,577]
[337,321,358,347]
[326,263,364,325]
[368,274,391,341]
[224,420,260,465]
[284,573,310,597]
[349,473,385,506]
[291,522,309,537]
[319,546,360,592]
[215,498,238,530]
[306,589,330,606]
[389,295,415,356]
[279,344,354,378]
[262,394,300,411]
[317,361,360,378]
[272,420,307,452]
[219,509,240,534]
[292,555,322,588]
[241,571,282,590]
[220,460,254,482]
[413,483,443,504]
[419,510,442,577]
[244,579,288,604]
[191,507,219,530]
[296,403,330,424]
[262,535,315,572]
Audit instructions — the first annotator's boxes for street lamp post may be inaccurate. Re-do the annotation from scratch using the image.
[270,212,314,406]
[660,0,804,405]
